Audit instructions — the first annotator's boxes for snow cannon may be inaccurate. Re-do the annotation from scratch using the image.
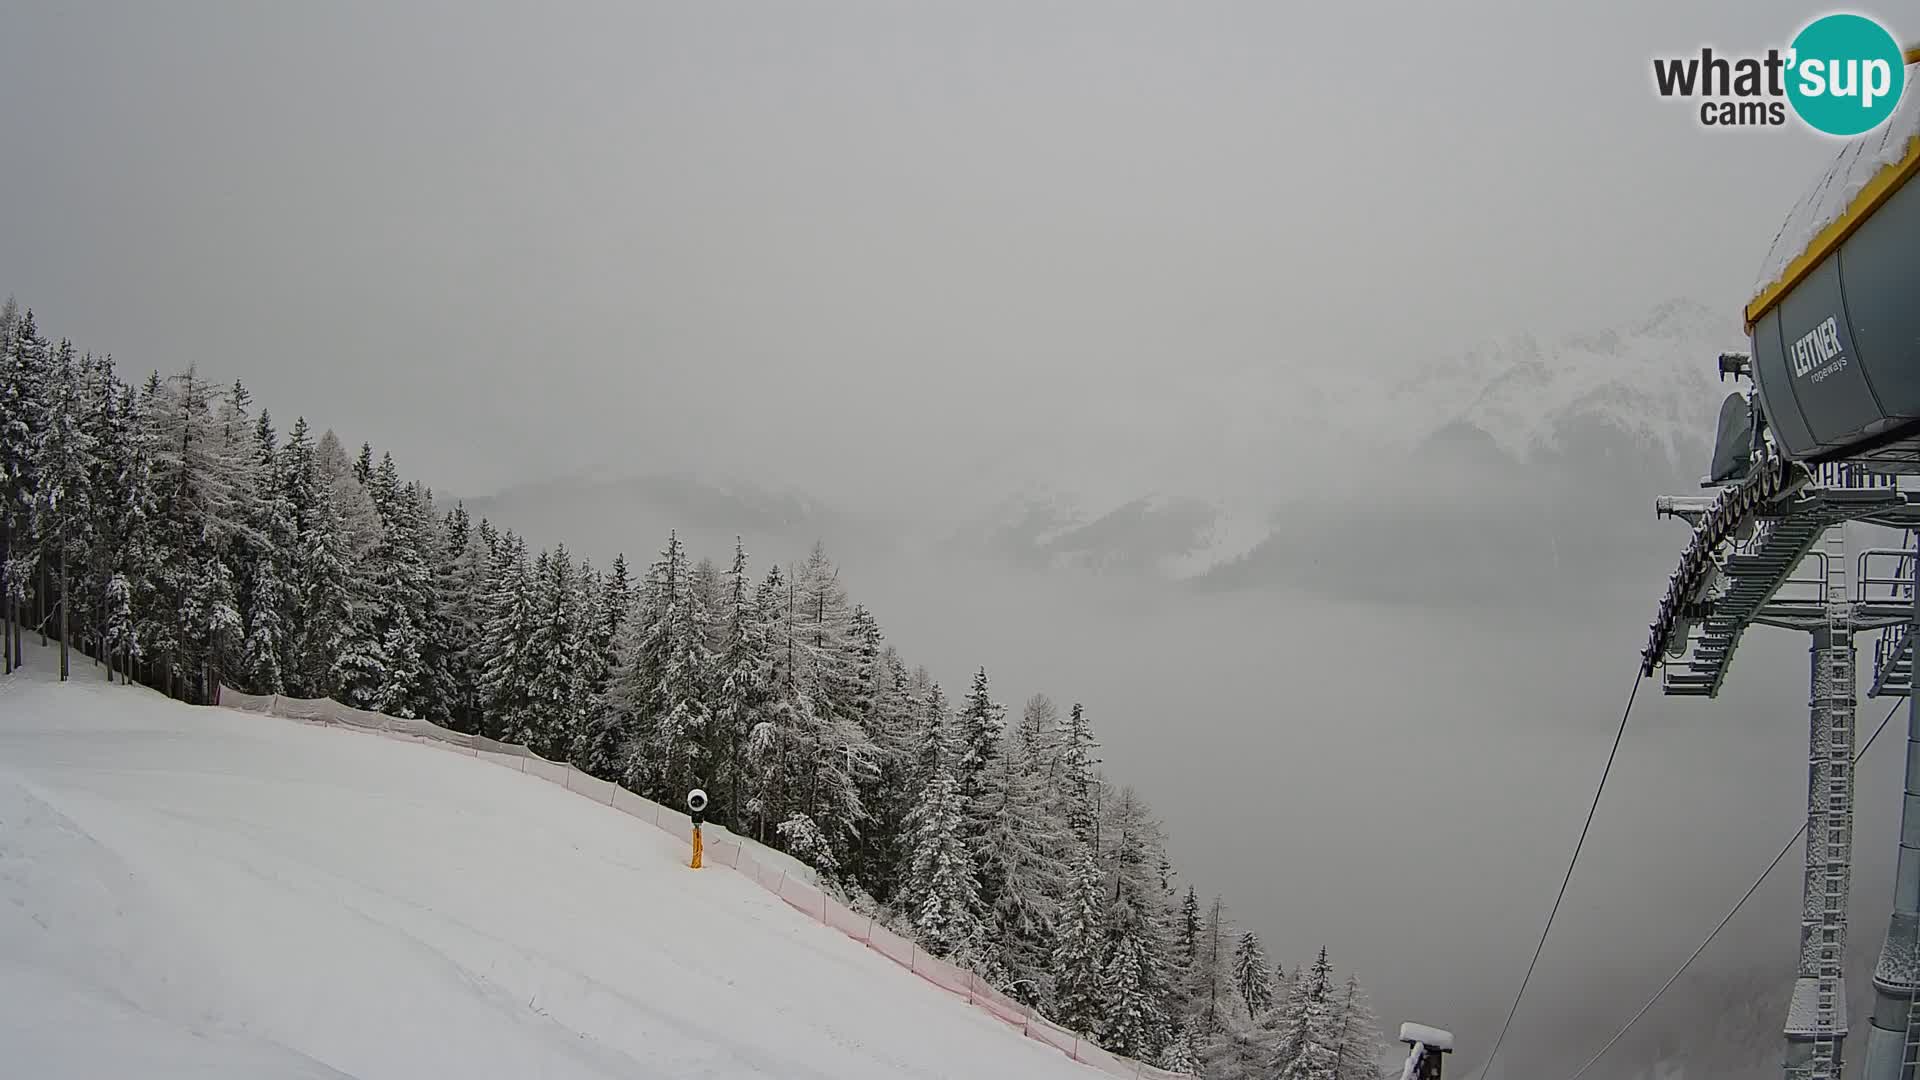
[1744,56,1920,468]
[1398,1023,1453,1080]
[686,789,708,869]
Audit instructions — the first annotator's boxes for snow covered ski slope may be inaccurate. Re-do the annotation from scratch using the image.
[0,660,1109,1080]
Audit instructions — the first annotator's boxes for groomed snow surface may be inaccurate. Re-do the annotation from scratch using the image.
[0,653,1106,1080]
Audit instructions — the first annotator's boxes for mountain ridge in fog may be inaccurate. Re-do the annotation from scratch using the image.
[467,297,1743,602]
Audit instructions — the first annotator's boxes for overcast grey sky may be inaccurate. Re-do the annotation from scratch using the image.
[1,0,1901,502]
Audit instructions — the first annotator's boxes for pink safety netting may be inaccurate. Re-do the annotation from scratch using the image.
[777,876,827,922]
[658,807,692,837]
[610,786,654,822]
[968,976,1033,1029]
[566,769,619,805]
[1075,1037,1133,1076]
[1028,1019,1082,1057]
[706,839,743,869]
[752,860,787,893]
[867,924,915,968]
[823,899,872,943]
[913,952,973,999]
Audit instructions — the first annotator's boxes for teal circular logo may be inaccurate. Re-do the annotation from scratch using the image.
[1786,14,1906,136]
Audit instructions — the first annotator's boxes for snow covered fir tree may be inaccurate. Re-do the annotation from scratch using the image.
[0,299,1395,1076]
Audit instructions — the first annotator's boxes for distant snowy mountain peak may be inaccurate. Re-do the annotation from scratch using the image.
[955,297,1745,583]
[1399,297,1742,467]
[1632,296,1728,339]
[475,299,1742,587]
[479,466,828,528]
[961,486,1275,581]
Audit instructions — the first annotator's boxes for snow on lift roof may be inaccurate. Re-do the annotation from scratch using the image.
[1400,1022,1454,1050]
[1747,47,1920,328]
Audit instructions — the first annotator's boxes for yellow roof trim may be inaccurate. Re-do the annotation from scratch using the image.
[1745,62,1920,330]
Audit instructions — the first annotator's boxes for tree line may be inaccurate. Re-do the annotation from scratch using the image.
[0,299,1392,1077]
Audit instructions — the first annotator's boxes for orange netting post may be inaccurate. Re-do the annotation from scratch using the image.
[690,823,704,869]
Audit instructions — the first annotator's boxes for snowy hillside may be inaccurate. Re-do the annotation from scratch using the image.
[0,661,1110,1080]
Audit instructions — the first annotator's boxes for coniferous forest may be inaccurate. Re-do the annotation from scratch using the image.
[0,300,1392,1077]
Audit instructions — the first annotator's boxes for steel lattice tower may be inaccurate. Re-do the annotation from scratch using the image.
[1649,458,1920,1079]
[1645,49,1918,1075]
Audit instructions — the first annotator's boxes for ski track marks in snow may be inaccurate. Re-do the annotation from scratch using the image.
[0,663,1103,1080]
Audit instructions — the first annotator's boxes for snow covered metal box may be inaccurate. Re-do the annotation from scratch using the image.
[1747,78,1920,464]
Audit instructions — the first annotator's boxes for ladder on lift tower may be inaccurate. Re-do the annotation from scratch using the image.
[1905,997,1920,1074]
[1812,524,1852,1077]
[1905,534,1920,1077]
[1887,526,1920,1078]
